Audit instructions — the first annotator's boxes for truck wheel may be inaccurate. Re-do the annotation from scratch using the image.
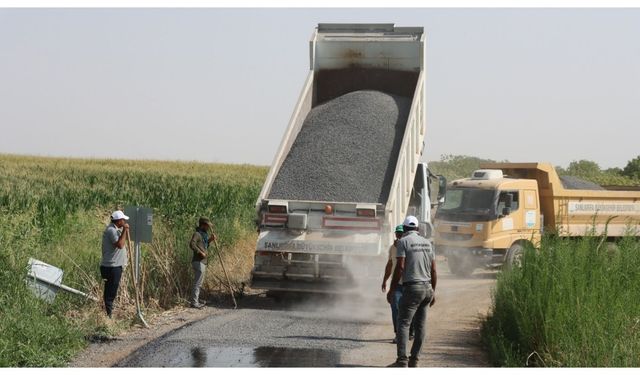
[447,256,474,277]
[506,243,524,270]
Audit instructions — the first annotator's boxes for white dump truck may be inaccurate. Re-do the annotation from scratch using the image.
[251,24,445,294]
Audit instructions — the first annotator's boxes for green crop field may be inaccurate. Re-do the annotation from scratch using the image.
[0,154,268,366]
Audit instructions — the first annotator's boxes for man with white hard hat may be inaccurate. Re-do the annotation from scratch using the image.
[100,210,130,318]
[387,215,437,367]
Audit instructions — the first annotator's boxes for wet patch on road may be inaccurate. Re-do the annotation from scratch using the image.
[186,345,341,367]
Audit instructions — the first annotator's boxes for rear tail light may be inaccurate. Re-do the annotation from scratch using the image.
[268,205,287,214]
[263,214,288,225]
[356,208,376,217]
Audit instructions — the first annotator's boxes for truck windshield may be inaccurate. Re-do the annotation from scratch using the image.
[436,188,497,222]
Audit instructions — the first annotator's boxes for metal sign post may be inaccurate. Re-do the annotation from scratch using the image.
[124,206,153,328]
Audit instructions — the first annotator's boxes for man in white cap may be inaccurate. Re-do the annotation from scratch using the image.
[100,210,130,318]
[387,215,437,367]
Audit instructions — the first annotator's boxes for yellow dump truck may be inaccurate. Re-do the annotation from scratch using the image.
[434,162,640,276]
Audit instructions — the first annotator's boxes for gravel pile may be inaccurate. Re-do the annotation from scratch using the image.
[268,90,411,203]
[559,176,604,190]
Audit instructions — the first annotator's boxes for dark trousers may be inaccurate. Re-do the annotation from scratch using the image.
[100,266,123,317]
[391,284,416,337]
[397,283,433,362]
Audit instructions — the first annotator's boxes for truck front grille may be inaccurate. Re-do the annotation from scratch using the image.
[440,232,473,241]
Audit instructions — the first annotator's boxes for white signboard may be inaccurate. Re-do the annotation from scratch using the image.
[526,210,537,228]
[568,201,640,215]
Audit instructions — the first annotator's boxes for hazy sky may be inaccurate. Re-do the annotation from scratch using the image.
[0,8,638,169]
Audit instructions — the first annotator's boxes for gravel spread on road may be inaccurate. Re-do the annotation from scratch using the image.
[268,90,411,204]
[117,295,389,367]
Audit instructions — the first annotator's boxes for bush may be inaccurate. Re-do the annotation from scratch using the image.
[483,235,640,367]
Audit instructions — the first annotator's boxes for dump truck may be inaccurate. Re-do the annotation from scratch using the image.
[251,23,445,294]
[435,162,640,276]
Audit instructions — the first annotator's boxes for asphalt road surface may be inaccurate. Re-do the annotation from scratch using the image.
[118,264,496,367]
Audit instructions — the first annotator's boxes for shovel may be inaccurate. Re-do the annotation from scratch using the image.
[127,231,149,327]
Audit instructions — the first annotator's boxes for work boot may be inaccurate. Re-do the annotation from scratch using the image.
[408,357,419,368]
[387,357,409,367]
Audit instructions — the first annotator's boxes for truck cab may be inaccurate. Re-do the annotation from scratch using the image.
[435,169,542,276]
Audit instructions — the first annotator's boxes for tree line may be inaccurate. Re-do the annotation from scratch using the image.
[428,154,640,186]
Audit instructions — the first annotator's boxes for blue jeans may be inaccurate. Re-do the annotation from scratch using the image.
[397,283,433,361]
[191,261,206,305]
[391,284,415,336]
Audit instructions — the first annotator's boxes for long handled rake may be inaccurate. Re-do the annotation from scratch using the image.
[211,237,237,309]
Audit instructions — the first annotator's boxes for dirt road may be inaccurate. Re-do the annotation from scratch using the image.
[110,264,496,367]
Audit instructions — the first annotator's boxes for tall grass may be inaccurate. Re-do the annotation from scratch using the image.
[0,154,267,366]
[482,235,640,367]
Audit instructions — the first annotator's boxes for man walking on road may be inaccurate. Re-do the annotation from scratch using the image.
[381,225,415,343]
[387,215,437,368]
[100,210,130,318]
[189,217,217,309]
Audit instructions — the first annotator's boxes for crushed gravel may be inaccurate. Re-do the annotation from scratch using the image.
[268,90,411,204]
[559,176,604,190]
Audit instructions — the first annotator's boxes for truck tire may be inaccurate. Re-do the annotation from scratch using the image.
[447,256,474,277]
[505,243,524,270]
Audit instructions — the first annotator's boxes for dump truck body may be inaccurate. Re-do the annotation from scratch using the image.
[435,163,640,276]
[251,24,440,294]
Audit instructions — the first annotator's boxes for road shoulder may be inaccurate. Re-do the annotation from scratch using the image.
[69,305,216,367]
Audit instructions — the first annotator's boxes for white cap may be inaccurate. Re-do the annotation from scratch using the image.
[111,210,129,221]
[403,215,419,228]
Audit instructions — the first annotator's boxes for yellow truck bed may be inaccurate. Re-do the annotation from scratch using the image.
[481,162,640,237]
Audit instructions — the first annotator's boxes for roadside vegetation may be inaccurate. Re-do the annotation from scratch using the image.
[1,153,638,366]
[482,235,640,366]
[431,155,640,366]
[0,154,267,366]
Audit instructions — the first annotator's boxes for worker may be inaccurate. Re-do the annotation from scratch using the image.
[387,215,437,368]
[381,225,415,343]
[100,210,130,318]
[189,217,217,309]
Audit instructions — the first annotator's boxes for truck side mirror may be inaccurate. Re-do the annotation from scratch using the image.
[419,222,434,239]
[504,193,513,208]
[437,176,447,203]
